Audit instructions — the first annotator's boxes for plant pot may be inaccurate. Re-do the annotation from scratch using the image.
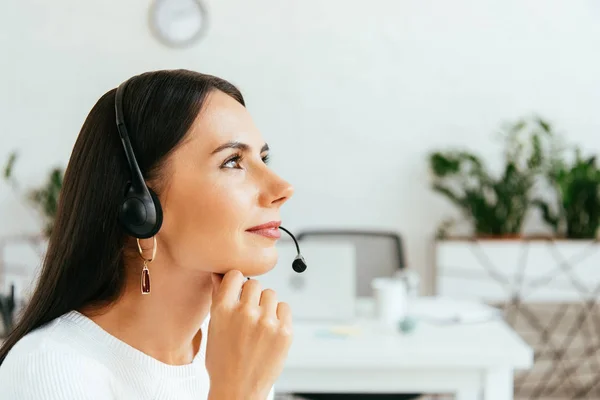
[435,237,600,303]
[475,233,523,241]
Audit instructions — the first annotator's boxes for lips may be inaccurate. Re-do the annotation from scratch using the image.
[246,221,282,239]
[247,221,281,231]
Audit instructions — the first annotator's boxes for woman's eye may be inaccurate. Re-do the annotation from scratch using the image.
[222,155,242,169]
[221,153,270,169]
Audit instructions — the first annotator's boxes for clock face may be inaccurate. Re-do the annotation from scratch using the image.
[149,0,208,48]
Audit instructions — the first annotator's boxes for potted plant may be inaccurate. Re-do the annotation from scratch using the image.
[0,151,64,337]
[431,120,600,398]
[3,151,64,238]
[430,116,600,304]
[533,147,600,240]
[429,116,555,239]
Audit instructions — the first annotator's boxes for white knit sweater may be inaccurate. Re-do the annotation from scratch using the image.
[0,311,275,399]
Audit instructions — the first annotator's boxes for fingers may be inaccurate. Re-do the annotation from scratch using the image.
[259,289,278,316]
[276,301,292,327]
[212,271,291,330]
[239,278,261,305]
[213,270,246,306]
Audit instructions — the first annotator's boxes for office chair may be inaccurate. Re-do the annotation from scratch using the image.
[296,229,406,297]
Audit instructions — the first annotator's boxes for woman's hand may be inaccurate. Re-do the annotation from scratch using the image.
[206,270,293,400]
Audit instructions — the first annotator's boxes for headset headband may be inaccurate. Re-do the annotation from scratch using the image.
[115,80,149,197]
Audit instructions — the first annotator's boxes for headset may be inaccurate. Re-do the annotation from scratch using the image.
[114,78,306,273]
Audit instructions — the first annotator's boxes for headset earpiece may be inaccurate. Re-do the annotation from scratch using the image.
[118,182,163,239]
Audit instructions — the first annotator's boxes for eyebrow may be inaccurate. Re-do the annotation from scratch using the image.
[211,141,269,155]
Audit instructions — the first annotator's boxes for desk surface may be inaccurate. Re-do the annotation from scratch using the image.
[286,297,534,370]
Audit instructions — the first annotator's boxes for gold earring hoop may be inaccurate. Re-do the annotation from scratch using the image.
[137,236,157,294]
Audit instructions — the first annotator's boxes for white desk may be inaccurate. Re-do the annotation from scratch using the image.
[276,297,533,400]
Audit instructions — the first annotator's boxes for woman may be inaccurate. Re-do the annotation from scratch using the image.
[0,69,295,399]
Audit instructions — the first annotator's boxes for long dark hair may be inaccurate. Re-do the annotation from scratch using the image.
[0,69,244,364]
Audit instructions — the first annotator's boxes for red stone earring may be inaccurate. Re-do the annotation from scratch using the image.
[137,236,157,295]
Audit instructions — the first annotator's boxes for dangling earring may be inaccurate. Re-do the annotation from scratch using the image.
[137,236,157,295]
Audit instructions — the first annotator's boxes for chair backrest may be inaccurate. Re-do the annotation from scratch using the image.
[296,230,406,297]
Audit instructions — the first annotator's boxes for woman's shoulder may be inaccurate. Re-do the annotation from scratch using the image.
[2,311,110,365]
[0,313,116,399]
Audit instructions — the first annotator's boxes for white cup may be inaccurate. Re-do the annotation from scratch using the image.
[371,277,408,329]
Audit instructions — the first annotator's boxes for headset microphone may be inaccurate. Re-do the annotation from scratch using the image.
[278,226,307,273]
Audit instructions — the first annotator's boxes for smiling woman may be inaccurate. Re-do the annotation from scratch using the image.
[0,69,295,400]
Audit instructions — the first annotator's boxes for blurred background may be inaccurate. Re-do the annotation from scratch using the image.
[2,0,600,399]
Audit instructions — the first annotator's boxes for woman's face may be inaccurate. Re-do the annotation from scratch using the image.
[156,90,294,277]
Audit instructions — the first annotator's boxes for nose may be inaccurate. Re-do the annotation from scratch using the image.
[260,171,294,208]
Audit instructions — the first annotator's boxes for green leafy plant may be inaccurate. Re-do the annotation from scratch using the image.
[429,117,556,238]
[3,151,64,238]
[534,148,600,239]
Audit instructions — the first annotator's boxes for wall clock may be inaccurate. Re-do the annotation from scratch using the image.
[149,0,208,48]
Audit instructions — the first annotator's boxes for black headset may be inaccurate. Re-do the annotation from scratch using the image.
[114,78,306,273]
[114,79,163,239]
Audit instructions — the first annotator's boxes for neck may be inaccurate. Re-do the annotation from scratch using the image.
[83,257,213,366]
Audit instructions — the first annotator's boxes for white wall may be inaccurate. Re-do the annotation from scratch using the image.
[1,0,600,294]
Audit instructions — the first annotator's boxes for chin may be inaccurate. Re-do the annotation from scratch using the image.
[237,246,279,277]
